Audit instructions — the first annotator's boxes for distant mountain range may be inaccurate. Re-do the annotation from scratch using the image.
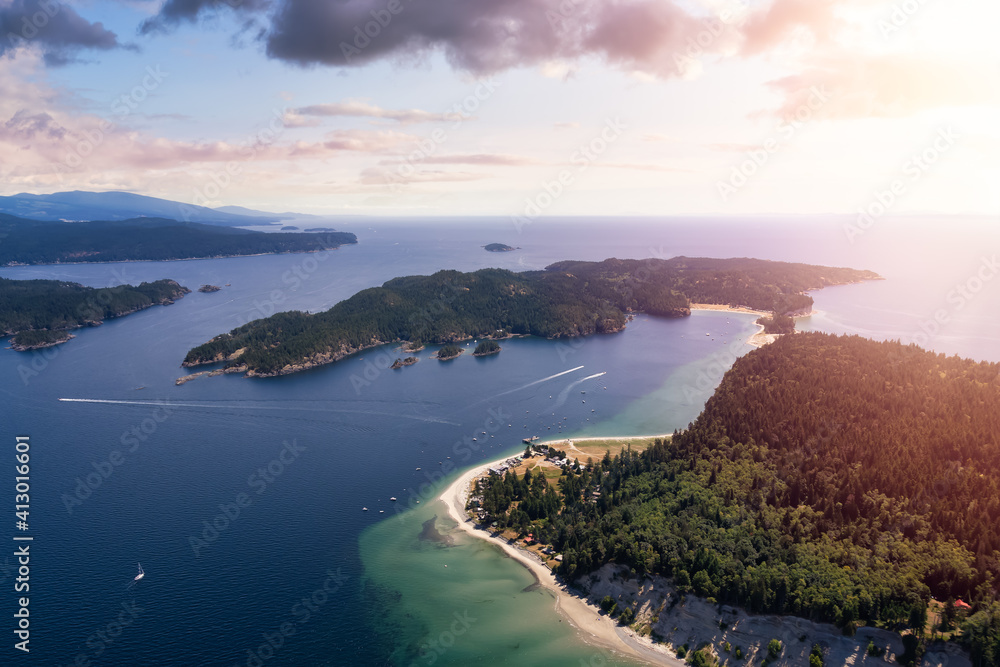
[0,191,299,226]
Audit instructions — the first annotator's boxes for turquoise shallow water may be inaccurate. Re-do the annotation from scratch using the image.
[1,217,997,665]
[360,502,638,667]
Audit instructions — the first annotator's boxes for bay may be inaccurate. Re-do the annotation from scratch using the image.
[1,216,997,665]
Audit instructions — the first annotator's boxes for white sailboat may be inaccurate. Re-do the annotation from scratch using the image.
[134,563,145,582]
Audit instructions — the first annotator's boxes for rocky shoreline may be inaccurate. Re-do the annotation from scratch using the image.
[9,332,75,351]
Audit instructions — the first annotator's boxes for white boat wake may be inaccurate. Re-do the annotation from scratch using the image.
[553,372,606,409]
[58,398,460,425]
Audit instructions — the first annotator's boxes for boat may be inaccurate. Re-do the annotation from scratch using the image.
[363,507,368,511]
[390,497,397,501]
[415,467,421,471]
[134,563,145,582]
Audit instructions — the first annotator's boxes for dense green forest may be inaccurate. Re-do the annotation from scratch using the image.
[756,312,796,334]
[548,257,879,314]
[0,213,356,265]
[183,257,878,377]
[474,340,502,355]
[0,277,190,348]
[476,333,1000,664]
[436,344,463,360]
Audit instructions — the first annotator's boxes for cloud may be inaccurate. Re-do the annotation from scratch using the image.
[358,166,488,186]
[289,99,463,125]
[740,0,841,56]
[641,133,675,143]
[390,153,541,166]
[0,109,67,143]
[707,142,761,152]
[762,54,1000,119]
[600,162,690,173]
[0,0,125,65]
[137,0,802,79]
[139,0,269,34]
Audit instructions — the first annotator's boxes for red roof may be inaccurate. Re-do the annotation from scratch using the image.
[955,600,972,610]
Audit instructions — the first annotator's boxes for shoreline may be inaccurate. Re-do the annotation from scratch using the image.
[0,243,353,268]
[689,303,769,317]
[440,447,684,667]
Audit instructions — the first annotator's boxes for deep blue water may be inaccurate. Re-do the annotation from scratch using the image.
[1,216,998,665]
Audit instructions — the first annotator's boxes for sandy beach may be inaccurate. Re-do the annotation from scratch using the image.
[438,444,945,667]
[440,454,685,666]
[690,303,770,316]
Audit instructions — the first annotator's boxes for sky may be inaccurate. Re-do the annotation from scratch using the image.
[0,0,998,216]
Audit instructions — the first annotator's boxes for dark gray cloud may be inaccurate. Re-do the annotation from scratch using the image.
[139,0,270,35]
[0,0,123,65]
[136,0,836,78]
[263,0,702,75]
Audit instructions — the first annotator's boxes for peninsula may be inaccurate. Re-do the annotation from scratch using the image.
[1,277,190,350]
[0,213,356,266]
[445,333,1000,667]
[182,257,880,378]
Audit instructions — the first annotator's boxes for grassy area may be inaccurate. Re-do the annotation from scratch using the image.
[545,435,666,462]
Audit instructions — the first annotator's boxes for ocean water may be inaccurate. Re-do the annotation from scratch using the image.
[1,216,998,666]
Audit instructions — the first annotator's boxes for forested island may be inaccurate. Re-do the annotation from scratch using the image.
[436,345,463,360]
[484,243,517,252]
[473,340,502,356]
[390,357,418,369]
[1,277,190,350]
[182,257,879,377]
[472,333,1000,665]
[0,213,356,265]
